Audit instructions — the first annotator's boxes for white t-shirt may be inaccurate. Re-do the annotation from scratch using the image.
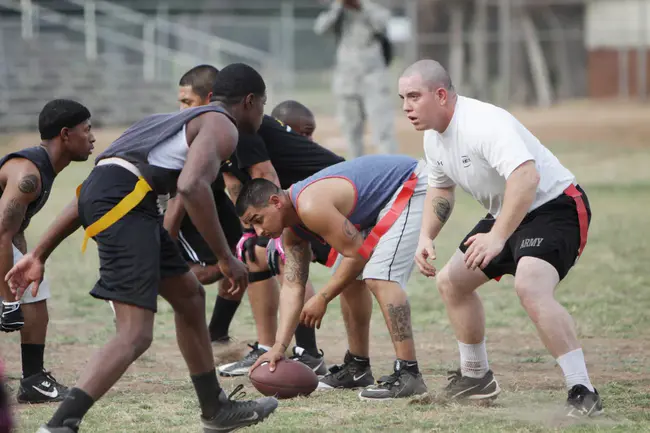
[424,96,575,216]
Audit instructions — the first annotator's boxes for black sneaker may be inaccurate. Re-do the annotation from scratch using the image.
[17,370,68,404]
[218,343,267,377]
[445,369,501,400]
[565,384,603,418]
[358,360,428,401]
[202,384,278,432]
[318,351,374,390]
[290,346,328,376]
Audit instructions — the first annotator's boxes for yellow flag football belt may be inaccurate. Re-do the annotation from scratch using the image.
[76,177,152,253]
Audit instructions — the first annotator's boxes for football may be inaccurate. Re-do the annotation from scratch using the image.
[249,358,319,399]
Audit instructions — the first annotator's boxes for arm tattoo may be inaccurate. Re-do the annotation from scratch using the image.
[13,231,27,254]
[1,198,27,232]
[342,219,360,242]
[18,174,39,194]
[284,243,310,286]
[432,196,452,223]
[386,302,413,342]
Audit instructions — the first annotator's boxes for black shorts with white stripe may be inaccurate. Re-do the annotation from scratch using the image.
[178,189,243,266]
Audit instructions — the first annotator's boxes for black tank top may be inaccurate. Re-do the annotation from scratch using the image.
[0,146,57,232]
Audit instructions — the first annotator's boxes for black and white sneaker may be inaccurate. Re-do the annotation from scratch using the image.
[218,343,267,377]
[445,369,501,400]
[290,346,328,376]
[202,384,278,432]
[318,351,374,390]
[358,360,428,401]
[17,370,68,404]
[565,384,603,418]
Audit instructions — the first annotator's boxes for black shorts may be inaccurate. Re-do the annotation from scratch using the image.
[459,185,591,281]
[78,165,189,312]
[178,189,242,266]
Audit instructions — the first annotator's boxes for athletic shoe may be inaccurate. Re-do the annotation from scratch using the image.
[290,346,328,376]
[202,384,278,432]
[318,351,374,390]
[17,370,68,404]
[36,419,80,433]
[358,360,428,401]
[218,343,266,377]
[445,369,501,400]
[565,384,603,418]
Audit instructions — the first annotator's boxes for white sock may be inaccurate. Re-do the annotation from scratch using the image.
[556,348,594,392]
[458,340,489,378]
[258,344,272,352]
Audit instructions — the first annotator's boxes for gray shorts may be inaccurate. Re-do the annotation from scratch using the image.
[333,159,428,289]
[11,245,51,304]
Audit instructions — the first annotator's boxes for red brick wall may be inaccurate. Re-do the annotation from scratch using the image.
[589,49,650,98]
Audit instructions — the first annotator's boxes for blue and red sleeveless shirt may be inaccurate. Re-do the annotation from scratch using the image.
[289,155,418,237]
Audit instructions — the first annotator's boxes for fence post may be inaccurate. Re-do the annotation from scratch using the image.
[143,20,156,82]
[498,0,512,107]
[280,0,296,95]
[84,0,98,61]
[20,0,33,40]
[638,0,647,100]
[156,2,169,80]
[619,48,629,99]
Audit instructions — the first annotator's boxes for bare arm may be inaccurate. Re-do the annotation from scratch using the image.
[273,228,311,351]
[0,164,40,300]
[314,1,343,35]
[32,197,82,262]
[178,112,238,262]
[162,195,185,239]
[302,205,368,302]
[247,160,281,188]
[420,185,455,242]
[223,172,243,204]
[490,160,539,240]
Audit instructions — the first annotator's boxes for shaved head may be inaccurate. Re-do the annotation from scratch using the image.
[398,59,457,132]
[401,59,455,93]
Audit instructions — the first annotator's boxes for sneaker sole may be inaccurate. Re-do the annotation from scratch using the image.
[203,406,277,432]
[17,396,66,404]
[357,390,428,402]
[450,381,502,401]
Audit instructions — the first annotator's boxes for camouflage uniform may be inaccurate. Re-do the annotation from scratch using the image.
[315,0,397,158]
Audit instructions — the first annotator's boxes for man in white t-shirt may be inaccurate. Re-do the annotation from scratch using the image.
[398,59,602,417]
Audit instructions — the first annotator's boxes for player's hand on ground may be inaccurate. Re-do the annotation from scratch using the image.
[463,232,506,270]
[0,301,24,332]
[236,228,258,264]
[300,294,328,329]
[250,346,285,373]
[5,252,44,299]
[415,236,437,277]
[218,254,249,294]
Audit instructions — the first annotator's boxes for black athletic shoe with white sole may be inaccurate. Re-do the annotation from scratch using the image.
[290,346,328,376]
[218,343,266,377]
[565,384,603,418]
[445,369,501,400]
[18,370,68,404]
[202,384,278,432]
[358,360,428,401]
[318,352,374,390]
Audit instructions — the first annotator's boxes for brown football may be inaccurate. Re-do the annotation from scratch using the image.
[249,358,319,399]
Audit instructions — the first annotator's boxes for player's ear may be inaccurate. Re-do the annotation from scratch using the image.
[204,92,213,105]
[269,194,282,208]
[60,127,70,142]
[244,93,254,109]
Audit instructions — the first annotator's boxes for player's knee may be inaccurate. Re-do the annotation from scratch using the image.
[249,247,271,273]
[119,324,153,359]
[435,267,455,301]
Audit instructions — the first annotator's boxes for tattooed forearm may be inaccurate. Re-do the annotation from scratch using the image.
[18,174,39,194]
[0,199,27,233]
[432,196,452,224]
[227,183,242,202]
[342,219,360,242]
[13,231,27,254]
[386,302,413,342]
[284,243,310,287]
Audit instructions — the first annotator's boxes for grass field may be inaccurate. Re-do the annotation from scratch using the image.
[2,103,650,432]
